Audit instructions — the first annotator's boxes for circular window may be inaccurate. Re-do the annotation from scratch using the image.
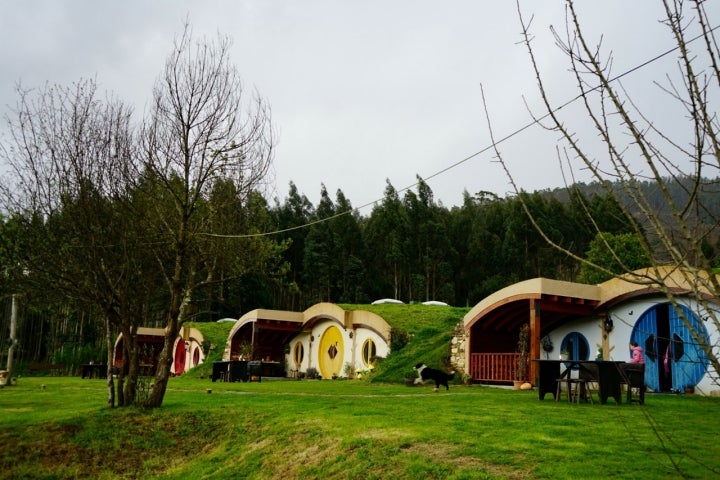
[293,341,304,368]
[362,338,377,368]
[561,332,590,361]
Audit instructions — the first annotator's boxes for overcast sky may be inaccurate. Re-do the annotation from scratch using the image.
[0,1,711,211]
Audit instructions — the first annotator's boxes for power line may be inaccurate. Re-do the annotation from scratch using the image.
[203,24,717,240]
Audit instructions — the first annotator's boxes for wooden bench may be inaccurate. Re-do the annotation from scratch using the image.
[27,364,65,376]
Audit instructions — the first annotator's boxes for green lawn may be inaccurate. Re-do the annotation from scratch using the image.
[1,376,719,479]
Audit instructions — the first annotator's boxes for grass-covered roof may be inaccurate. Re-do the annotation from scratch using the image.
[186,303,470,383]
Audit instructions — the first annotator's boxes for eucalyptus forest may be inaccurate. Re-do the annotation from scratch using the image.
[1,171,717,374]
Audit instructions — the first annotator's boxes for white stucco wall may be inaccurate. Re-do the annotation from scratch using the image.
[546,296,720,395]
[284,320,389,378]
[287,332,312,373]
[170,327,206,375]
[226,304,391,379]
[543,317,604,362]
[352,327,389,371]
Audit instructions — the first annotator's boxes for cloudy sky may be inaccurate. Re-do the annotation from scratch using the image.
[0,1,710,211]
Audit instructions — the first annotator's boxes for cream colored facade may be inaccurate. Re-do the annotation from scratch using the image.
[461,267,720,395]
[224,303,391,379]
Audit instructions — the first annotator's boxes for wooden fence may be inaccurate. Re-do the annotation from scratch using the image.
[469,353,524,383]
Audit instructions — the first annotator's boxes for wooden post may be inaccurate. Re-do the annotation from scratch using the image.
[5,294,18,386]
[251,322,258,360]
[529,299,540,385]
[602,315,612,360]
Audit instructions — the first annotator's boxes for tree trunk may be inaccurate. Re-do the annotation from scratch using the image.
[117,324,140,407]
[5,294,18,386]
[144,334,173,408]
[105,316,115,408]
[144,275,187,407]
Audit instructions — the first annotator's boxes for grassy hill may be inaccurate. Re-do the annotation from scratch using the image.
[3,376,719,479]
[186,304,470,384]
[340,304,470,383]
[5,307,719,479]
[183,321,234,379]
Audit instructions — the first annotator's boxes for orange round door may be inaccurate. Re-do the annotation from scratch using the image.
[318,325,344,379]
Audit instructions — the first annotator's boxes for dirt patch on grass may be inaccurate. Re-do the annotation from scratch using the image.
[401,442,534,479]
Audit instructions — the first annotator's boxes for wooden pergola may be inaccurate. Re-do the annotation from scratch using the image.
[228,309,305,362]
[464,278,601,384]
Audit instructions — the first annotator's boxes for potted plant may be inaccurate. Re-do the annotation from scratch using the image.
[343,362,356,379]
[560,348,569,361]
[238,343,253,361]
[515,323,530,389]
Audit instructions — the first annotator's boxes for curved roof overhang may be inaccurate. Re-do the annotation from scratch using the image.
[348,309,392,342]
[298,303,391,342]
[464,267,720,336]
[301,302,350,332]
[114,327,165,350]
[228,309,305,346]
[226,303,393,351]
[180,326,204,344]
[464,278,601,334]
[597,266,720,310]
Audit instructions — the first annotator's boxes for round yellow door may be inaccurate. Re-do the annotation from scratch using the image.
[318,325,344,379]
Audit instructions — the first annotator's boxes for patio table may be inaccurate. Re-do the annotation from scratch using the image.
[534,359,625,404]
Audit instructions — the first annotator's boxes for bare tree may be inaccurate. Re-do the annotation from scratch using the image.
[1,22,276,409]
[486,0,720,386]
[1,80,134,214]
[141,24,275,407]
[0,78,148,406]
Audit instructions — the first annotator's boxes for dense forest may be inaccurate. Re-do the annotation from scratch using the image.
[1,172,717,370]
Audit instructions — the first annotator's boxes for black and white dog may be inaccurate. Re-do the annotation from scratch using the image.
[413,363,455,391]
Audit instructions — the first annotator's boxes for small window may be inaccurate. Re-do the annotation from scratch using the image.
[362,338,377,368]
[561,332,590,361]
[293,342,304,367]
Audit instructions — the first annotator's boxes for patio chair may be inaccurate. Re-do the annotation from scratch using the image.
[575,363,598,404]
[555,375,575,403]
[556,363,597,404]
[620,363,645,404]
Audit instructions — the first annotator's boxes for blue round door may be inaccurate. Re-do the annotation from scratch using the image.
[630,303,709,392]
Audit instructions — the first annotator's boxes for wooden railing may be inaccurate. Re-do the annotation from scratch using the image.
[469,353,522,383]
